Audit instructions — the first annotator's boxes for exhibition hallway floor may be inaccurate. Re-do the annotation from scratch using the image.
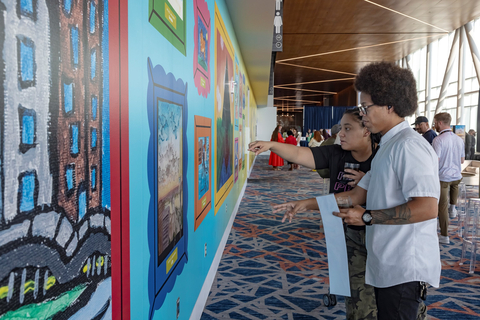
[201,155,480,320]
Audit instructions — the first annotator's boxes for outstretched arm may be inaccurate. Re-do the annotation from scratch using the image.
[248,141,316,168]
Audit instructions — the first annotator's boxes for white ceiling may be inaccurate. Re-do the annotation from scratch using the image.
[225,0,276,107]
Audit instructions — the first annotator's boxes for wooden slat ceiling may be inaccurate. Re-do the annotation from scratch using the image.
[274,0,480,107]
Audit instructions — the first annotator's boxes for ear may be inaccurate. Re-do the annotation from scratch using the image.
[364,128,371,137]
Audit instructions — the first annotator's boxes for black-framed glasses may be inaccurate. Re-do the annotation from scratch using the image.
[358,103,376,115]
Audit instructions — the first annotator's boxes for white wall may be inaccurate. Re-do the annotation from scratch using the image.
[257,105,277,155]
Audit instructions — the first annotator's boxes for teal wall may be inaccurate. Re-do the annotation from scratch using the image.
[128,0,257,319]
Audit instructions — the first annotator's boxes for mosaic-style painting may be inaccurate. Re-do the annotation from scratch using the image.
[193,0,210,97]
[194,116,212,231]
[0,0,111,318]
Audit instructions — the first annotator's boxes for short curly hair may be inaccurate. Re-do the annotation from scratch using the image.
[354,62,418,117]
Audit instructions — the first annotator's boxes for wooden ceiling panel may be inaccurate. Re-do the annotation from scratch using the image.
[274,0,480,106]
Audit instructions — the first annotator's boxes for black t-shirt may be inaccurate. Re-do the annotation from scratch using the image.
[310,144,376,231]
[423,129,437,145]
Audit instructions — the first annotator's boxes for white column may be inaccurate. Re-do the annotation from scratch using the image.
[426,42,433,118]
[435,29,460,114]
[465,21,480,84]
[457,26,466,125]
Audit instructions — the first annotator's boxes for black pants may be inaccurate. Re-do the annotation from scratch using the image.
[375,281,422,320]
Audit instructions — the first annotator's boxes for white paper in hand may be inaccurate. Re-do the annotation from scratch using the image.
[316,194,350,297]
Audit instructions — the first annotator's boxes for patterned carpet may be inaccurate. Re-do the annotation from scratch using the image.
[201,155,480,320]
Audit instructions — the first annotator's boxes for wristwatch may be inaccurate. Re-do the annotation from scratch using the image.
[362,210,373,225]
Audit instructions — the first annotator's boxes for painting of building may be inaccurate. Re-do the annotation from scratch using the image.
[0,1,111,318]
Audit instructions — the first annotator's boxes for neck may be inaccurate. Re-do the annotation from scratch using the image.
[380,117,404,136]
[351,144,373,162]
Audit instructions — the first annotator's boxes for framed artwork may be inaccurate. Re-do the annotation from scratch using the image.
[149,0,187,55]
[234,56,240,131]
[234,138,239,183]
[193,0,211,97]
[214,3,234,214]
[147,58,188,294]
[194,116,212,231]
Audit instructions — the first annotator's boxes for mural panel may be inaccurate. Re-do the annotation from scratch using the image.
[194,116,212,231]
[148,0,187,55]
[193,0,210,97]
[0,0,111,318]
[214,3,234,214]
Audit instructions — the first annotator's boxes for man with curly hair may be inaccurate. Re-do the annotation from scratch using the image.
[334,62,441,320]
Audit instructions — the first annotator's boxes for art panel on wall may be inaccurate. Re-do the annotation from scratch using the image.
[193,0,210,97]
[149,0,187,55]
[194,116,212,231]
[214,3,234,214]
[0,0,112,318]
[146,57,189,312]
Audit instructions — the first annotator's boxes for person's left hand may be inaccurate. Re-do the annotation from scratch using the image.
[333,205,366,226]
[344,169,366,187]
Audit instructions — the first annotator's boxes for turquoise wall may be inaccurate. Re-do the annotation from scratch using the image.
[128,0,256,319]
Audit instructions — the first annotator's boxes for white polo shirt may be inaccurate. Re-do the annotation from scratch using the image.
[358,121,441,288]
[432,129,465,182]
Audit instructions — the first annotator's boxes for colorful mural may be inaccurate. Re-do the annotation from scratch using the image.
[0,0,111,318]
[193,0,211,97]
[149,0,187,55]
[214,3,234,214]
[194,116,212,231]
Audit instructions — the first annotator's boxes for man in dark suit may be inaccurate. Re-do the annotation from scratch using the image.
[466,129,476,160]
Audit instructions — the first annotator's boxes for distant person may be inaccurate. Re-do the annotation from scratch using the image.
[306,129,313,142]
[322,129,331,140]
[308,130,323,147]
[292,128,301,146]
[413,116,437,145]
[285,130,298,171]
[269,125,284,170]
[466,129,476,160]
[432,113,465,244]
[322,124,341,146]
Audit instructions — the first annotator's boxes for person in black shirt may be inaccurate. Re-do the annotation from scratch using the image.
[413,116,437,145]
[249,108,380,319]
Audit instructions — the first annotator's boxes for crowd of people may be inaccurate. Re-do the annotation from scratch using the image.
[249,61,475,320]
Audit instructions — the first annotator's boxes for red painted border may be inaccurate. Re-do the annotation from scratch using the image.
[110,0,130,319]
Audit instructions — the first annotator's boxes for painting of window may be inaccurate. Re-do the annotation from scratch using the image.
[17,36,35,88]
[148,0,187,55]
[91,49,96,80]
[194,116,211,231]
[90,1,96,33]
[18,0,36,20]
[91,166,97,191]
[65,164,76,197]
[18,106,36,153]
[63,0,72,15]
[70,123,80,156]
[91,127,97,149]
[92,95,98,120]
[71,26,79,68]
[78,183,87,220]
[63,81,73,114]
[18,171,37,214]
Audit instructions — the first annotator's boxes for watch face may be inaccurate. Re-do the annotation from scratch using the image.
[363,212,372,223]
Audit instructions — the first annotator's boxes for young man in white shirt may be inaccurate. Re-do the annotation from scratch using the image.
[432,112,464,244]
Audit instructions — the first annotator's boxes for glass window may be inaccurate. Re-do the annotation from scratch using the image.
[19,171,36,213]
[90,2,96,33]
[17,36,35,88]
[71,26,79,68]
[19,0,36,19]
[64,82,73,114]
[91,127,97,149]
[70,123,79,155]
[18,106,36,153]
[66,164,75,193]
[92,96,98,120]
[91,49,96,80]
[63,0,72,14]
[91,166,97,190]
